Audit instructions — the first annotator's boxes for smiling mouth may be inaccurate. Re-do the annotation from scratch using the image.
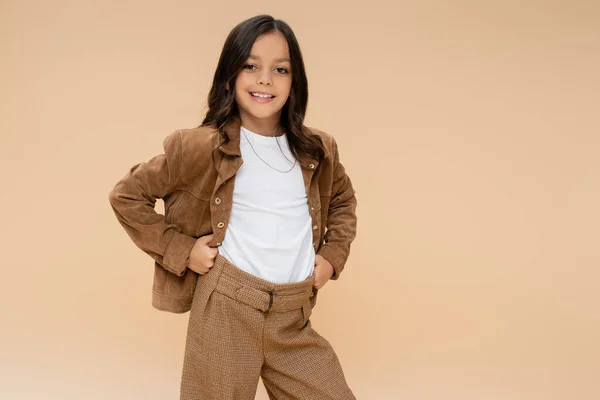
[248,92,276,103]
[249,92,275,99]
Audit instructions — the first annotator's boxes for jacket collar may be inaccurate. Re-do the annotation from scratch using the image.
[216,116,242,157]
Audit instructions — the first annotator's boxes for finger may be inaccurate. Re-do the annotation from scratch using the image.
[200,233,214,243]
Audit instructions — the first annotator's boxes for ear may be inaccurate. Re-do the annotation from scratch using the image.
[225,82,230,91]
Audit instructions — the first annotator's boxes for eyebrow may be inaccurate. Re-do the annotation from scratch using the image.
[248,54,291,63]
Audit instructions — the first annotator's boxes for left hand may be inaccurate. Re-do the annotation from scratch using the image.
[313,254,334,289]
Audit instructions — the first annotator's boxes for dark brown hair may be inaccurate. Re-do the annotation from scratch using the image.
[199,14,325,163]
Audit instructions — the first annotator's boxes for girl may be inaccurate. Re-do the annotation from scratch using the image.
[109,14,358,400]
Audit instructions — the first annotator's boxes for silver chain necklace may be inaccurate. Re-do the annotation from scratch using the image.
[241,127,297,173]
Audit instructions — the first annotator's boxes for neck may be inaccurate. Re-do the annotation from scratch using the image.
[239,111,282,137]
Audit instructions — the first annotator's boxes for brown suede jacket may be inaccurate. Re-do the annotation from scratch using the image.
[108,116,357,313]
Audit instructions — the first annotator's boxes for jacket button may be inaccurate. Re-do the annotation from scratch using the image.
[313,225,318,230]
[215,197,221,204]
[311,206,315,211]
[309,163,315,169]
[216,242,222,246]
[217,222,225,228]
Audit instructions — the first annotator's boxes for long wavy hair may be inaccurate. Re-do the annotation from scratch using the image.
[199,14,325,163]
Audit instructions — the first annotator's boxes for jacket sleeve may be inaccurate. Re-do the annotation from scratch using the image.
[108,130,197,277]
[317,136,358,280]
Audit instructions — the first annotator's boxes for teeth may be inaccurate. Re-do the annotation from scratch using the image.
[251,92,274,98]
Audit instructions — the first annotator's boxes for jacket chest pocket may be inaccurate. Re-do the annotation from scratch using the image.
[167,191,210,237]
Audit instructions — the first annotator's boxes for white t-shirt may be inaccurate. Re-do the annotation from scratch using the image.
[218,126,315,283]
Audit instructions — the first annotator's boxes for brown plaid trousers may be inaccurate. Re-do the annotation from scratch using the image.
[179,253,356,399]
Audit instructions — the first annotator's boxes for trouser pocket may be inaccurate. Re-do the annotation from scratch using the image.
[188,267,220,329]
[300,297,313,329]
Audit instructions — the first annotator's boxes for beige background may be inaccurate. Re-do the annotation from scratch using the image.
[2,1,599,399]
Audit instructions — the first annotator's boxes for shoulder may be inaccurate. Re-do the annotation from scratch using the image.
[163,125,217,151]
[161,125,218,162]
[305,125,334,143]
[305,125,338,160]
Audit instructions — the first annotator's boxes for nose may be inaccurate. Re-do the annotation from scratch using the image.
[257,71,272,86]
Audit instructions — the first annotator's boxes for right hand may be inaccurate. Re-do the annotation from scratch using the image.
[188,234,219,275]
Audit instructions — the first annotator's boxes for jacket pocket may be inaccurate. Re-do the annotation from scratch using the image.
[169,191,210,237]
[164,191,184,221]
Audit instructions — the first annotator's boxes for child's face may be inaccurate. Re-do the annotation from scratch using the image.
[234,31,293,128]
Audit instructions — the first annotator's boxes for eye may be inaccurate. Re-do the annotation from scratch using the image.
[276,67,289,74]
[243,64,257,70]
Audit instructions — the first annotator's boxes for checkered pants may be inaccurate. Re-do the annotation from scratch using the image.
[179,253,356,399]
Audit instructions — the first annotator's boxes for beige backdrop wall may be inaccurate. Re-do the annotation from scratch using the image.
[2,1,599,399]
